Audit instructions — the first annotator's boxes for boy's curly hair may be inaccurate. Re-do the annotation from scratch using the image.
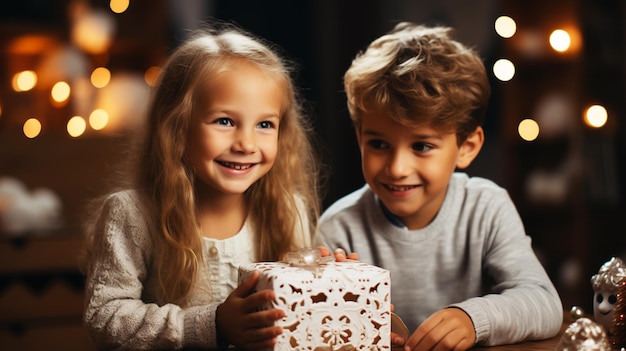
[344,22,491,145]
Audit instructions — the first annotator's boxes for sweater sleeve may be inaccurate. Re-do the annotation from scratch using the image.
[83,191,219,350]
[450,189,563,346]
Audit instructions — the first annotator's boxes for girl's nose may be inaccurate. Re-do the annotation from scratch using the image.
[232,129,257,153]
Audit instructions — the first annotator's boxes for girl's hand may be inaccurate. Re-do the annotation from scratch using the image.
[317,246,359,261]
[216,271,285,350]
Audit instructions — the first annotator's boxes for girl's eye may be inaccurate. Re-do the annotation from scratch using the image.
[215,118,233,126]
[366,139,387,149]
[257,121,274,129]
[412,143,432,152]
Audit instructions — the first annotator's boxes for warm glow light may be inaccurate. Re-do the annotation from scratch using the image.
[495,16,516,38]
[110,0,130,13]
[51,81,71,102]
[144,66,161,86]
[67,116,87,137]
[13,70,37,91]
[518,119,539,141]
[584,105,608,128]
[89,109,109,130]
[493,59,515,81]
[93,73,150,132]
[550,29,571,52]
[91,67,111,88]
[72,9,115,54]
[23,118,42,138]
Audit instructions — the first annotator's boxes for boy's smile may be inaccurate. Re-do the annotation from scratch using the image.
[356,111,482,230]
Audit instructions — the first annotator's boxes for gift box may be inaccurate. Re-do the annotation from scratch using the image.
[238,251,391,351]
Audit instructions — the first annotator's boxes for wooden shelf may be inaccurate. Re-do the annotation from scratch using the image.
[0,232,95,351]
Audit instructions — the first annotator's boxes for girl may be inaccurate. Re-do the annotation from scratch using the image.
[81,23,324,350]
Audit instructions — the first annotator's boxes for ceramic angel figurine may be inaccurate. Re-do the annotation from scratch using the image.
[590,256,626,333]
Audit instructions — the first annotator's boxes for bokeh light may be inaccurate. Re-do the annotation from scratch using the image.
[13,70,37,92]
[518,118,540,141]
[495,16,517,38]
[110,0,130,13]
[89,109,109,130]
[51,81,71,103]
[584,105,608,128]
[144,66,161,86]
[67,116,87,137]
[493,59,515,81]
[71,9,115,54]
[23,118,42,138]
[549,29,571,52]
[91,67,111,88]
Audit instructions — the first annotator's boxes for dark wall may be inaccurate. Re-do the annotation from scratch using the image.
[209,0,381,208]
[190,0,501,208]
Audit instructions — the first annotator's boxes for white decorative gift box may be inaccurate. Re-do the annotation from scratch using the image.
[238,250,391,351]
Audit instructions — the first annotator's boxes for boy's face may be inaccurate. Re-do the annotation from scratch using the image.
[356,112,482,230]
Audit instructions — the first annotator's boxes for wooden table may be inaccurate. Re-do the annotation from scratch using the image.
[471,313,573,350]
[471,334,561,350]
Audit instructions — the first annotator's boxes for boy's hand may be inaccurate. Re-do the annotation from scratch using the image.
[391,331,407,348]
[216,271,285,350]
[317,246,359,261]
[403,308,475,351]
[390,305,409,348]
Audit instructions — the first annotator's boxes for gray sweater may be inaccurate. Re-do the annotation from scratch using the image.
[318,173,563,346]
[83,190,311,350]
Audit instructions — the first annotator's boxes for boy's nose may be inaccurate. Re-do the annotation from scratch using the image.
[387,150,411,177]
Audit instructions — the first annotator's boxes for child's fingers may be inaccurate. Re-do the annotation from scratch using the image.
[319,247,358,262]
[234,270,259,297]
[334,248,347,261]
[244,289,278,312]
[317,246,331,257]
[245,306,286,327]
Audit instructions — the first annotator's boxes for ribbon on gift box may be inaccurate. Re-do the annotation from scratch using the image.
[285,248,334,268]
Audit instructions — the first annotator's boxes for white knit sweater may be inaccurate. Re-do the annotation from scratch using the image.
[83,190,311,350]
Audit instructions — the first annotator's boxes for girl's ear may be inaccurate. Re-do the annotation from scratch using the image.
[456,126,484,169]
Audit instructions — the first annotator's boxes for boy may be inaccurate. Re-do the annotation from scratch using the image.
[319,22,563,350]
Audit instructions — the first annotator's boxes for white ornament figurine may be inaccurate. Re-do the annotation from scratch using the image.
[590,257,626,333]
[555,317,612,351]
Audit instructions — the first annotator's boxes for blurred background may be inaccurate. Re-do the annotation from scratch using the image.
[0,0,624,349]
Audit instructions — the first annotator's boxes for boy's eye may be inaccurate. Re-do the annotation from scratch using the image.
[412,143,432,152]
[215,117,233,126]
[366,139,387,149]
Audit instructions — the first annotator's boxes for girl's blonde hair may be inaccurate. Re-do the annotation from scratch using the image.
[344,22,491,145]
[83,24,321,305]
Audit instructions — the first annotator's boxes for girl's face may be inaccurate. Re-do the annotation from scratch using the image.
[356,112,481,229]
[186,63,282,198]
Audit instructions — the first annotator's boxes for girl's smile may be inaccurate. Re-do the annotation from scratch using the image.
[185,61,282,198]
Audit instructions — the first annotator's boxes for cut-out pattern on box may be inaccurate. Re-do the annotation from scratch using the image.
[239,261,391,351]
